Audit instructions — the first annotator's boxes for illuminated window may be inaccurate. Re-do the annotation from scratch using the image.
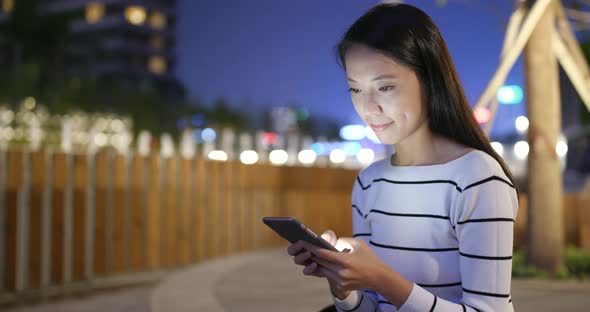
[149,11,167,29]
[148,56,167,75]
[2,0,14,13]
[124,5,147,25]
[150,36,164,50]
[85,2,104,24]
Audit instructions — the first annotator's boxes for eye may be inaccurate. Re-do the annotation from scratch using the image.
[347,87,361,94]
[379,86,395,92]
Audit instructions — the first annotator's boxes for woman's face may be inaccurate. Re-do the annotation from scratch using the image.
[344,44,428,145]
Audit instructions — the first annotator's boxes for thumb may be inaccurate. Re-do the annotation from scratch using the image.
[335,237,356,252]
[321,230,338,246]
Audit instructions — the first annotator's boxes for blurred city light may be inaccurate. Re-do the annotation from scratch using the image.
[2,0,14,13]
[269,149,288,165]
[125,6,147,25]
[94,132,107,147]
[261,132,278,146]
[342,141,362,156]
[474,107,491,124]
[311,142,326,155]
[298,149,317,164]
[515,116,529,133]
[497,85,523,104]
[240,150,259,165]
[0,109,14,124]
[137,131,151,156]
[23,97,36,111]
[201,128,216,142]
[110,119,124,132]
[329,149,346,164]
[0,127,14,140]
[161,134,175,158]
[491,141,504,157]
[296,108,309,121]
[85,3,105,24]
[149,11,167,29]
[356,148,375,165]
[514,141,529,160]
[340,124,366,141]
[180,130,195,158]
[556,138,568,158]
[208,150,228,161]
[148,56,167,75]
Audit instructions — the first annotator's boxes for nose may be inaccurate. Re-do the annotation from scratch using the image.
[363,93,383,116]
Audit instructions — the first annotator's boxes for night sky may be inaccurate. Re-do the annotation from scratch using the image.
[176,0,526,138]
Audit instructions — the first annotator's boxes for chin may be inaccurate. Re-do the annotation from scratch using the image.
[375,135,398,145]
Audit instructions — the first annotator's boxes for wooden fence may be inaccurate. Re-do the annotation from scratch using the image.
[0,148,356,302]
[0,148,588,302]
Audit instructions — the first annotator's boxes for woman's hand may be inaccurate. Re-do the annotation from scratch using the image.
[287,230,351,299]
[302,237,388,292]
[287,230,341,273]
[287,231,389,299]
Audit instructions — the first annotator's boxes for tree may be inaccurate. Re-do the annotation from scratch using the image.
[0,0,72,77]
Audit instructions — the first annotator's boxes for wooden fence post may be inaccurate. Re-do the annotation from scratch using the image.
[580,178,590,250]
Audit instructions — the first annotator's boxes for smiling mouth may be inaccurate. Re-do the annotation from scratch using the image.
[370,121,394,132]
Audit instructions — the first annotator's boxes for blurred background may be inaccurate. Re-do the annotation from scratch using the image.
[0,0,589,311]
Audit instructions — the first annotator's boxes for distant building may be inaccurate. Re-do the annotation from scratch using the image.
[0,0,183,99]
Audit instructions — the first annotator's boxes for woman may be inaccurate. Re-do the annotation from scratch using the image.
[288,3,518,311]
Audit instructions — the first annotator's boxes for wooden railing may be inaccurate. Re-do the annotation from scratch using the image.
[0,148,356,302]
[0,148,587,302]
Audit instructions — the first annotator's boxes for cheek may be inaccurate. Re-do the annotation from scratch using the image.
[351,98,364,115]
[390,94,425,119]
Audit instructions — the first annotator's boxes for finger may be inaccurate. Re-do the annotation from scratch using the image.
[303,261,324,277]
[336,237,355,245]
[300,241,344,263]
[302,260,338,279]
[293,250,313,266]
[335,238,354,253]
[321,230,337,246]
[315,264,342,284]
[311,255,343,272]
[287,241,305,256]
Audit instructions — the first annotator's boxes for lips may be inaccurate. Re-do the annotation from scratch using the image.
[369,121,394,132]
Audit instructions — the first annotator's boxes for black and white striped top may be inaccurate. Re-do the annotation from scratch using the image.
[333,150,518,312]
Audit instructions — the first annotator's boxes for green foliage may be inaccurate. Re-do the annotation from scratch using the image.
[210,98,245,129]
[1,0,73,69]
[565,246,590,279]
[512,250,549,278]
[512,247,590,279]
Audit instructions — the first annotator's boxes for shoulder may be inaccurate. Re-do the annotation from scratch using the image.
[457,150,511,188]
[357,156,390,181]
[353,156,392,191]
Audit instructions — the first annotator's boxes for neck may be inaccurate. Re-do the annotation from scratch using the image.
[390,123,453,166]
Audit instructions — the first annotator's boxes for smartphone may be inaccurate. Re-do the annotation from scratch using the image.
[262,217,340,252]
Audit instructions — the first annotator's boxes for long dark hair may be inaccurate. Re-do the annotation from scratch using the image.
[336,3,518,190]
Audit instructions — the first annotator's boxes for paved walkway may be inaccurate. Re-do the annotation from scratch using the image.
[4,248,590,311]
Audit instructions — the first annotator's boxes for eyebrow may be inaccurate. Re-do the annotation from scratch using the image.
[346,74,397,83]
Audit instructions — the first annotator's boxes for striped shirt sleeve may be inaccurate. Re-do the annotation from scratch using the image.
[399,176,518,312]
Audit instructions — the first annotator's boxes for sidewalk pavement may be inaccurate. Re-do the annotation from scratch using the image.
[152,248,590,312]
[4,248,590,312]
